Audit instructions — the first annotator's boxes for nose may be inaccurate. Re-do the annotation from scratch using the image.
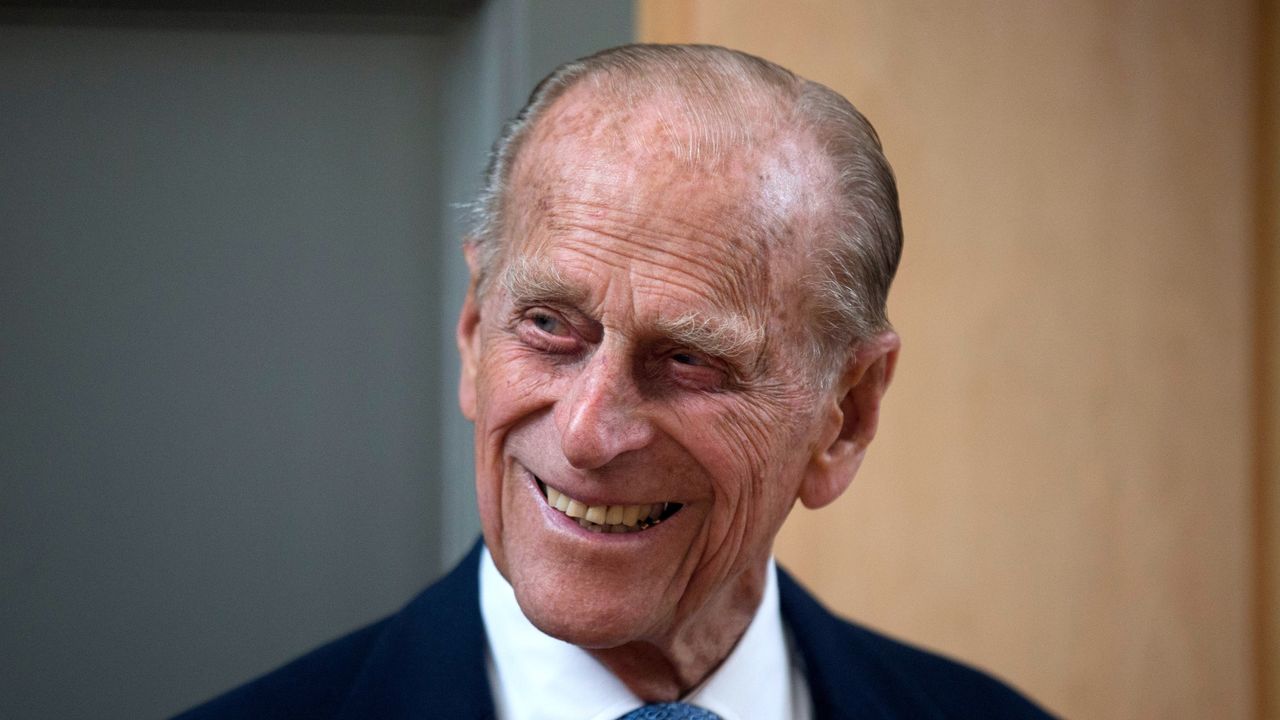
[556,349,655,470]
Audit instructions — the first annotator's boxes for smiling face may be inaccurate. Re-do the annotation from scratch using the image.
[457,89,867,660]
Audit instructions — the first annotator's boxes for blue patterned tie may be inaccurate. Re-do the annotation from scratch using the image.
[616,702,723,719]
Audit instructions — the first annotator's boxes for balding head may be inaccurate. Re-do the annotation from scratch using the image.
[467,44,902,374]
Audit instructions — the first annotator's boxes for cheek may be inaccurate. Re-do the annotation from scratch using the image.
[697,392,818,525]
[705,390,806,478]
[473,346,559,425]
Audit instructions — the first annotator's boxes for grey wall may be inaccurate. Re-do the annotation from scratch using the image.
[0,3,631,718]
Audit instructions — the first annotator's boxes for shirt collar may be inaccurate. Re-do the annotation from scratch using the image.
[479,547,795,720]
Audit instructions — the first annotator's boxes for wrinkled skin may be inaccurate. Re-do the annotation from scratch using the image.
[457,87,899,700]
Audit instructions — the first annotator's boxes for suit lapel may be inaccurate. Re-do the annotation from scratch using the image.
[778,566,896,720]
[331,549,897,719]
[336,542,495,719]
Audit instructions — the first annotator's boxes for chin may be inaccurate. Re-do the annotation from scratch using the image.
[513,581,666,650]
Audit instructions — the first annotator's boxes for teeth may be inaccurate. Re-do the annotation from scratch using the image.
[554,492,571,512]
[622,505,640,526]
[539,481,679,533]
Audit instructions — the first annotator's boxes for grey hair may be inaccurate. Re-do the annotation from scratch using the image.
[466,43,901,373]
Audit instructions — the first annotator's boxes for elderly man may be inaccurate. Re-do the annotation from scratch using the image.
[178,45,1052,720]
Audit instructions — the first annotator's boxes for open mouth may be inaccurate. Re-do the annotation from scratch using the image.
[536,478,682,534]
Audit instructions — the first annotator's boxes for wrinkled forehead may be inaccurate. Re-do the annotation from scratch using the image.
[514,83,825,222]
[501,87,832,305]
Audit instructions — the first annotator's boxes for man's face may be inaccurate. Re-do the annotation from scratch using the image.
[457,93,844,649]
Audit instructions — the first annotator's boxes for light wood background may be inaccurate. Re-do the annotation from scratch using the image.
[638,1,1274,718]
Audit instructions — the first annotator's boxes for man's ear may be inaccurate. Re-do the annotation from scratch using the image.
[456,241,483,422]
[798,330,900,509]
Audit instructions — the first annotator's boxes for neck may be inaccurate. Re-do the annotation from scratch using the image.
[586,561,768,702]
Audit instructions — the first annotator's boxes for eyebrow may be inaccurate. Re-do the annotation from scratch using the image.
[500,255,765,367]
[653,312,764,366]
[501,254,587,307]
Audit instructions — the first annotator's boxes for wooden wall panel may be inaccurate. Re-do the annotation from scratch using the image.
[638,2,1259,717]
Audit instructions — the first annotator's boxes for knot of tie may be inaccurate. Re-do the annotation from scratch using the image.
[616,702,723,720]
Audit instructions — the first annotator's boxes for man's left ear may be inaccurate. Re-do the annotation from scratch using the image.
[798,330,900,509]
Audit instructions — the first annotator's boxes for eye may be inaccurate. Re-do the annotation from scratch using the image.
[665,349,728,389]
[531,311,569,337]
[516,308,580,354]
[671,352,705,366]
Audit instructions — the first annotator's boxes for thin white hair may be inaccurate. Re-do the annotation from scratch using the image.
[467,44,902,379]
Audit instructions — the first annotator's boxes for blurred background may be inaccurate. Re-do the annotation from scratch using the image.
[0,1,1274,718]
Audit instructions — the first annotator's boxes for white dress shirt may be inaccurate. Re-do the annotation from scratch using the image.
[480,547,812,720]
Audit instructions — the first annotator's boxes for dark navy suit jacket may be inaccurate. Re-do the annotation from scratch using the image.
[175,543,1055,719]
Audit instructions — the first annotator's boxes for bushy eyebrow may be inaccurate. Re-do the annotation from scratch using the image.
[500,254,765,367]
[501,255,587,308]
[653,312,764,366]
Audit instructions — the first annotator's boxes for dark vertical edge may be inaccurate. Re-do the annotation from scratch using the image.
[1253,0,1277,716]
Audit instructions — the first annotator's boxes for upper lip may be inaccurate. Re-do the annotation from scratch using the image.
[525,465,680,507]
[535,475,672,507]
